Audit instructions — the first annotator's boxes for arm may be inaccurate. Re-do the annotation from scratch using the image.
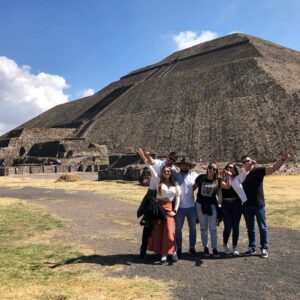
[137,148,156,165]
[220,172,232,189]
[173,183,181,212]
[265,149,291,175]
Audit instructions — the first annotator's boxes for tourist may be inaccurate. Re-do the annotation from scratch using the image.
[194,162,231,258]
[137,148,178,260]
[242,150,291,258]
[146,164,180,262]
[173,157,198,257]
[220,163,247,256]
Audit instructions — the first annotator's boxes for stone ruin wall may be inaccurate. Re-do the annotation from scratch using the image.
[0,164,105,176]
[0,128,76,165]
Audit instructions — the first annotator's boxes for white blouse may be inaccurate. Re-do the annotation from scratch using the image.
[148,164,181,212]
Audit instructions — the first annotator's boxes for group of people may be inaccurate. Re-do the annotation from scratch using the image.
[137,148,290,262]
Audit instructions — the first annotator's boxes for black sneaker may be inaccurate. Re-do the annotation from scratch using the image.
[177,248,182,258]
[204,247,210,257]
[189,248,196,256]
[213,248,220,258]
[245,248,256,255]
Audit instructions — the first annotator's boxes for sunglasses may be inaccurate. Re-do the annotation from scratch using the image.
[208,166,217,171]
[242,159,251,164]
[225,166,233,170]
[163,170,171,174]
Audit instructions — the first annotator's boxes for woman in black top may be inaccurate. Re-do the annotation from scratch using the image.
[221,163,243,256]
[194,162,230,258]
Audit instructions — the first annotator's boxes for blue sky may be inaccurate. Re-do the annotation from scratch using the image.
[0,0,299,133]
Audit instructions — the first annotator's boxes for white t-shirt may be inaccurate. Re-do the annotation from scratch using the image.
[174,170,198,208]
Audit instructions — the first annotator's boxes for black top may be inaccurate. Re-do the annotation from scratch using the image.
[242,167,266,206]
[195,174,219,205]
[222,186,239,199]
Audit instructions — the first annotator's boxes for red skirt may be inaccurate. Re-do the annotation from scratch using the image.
[147,200,176,255]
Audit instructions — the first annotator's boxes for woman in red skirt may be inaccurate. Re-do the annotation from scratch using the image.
[147,165,181,262]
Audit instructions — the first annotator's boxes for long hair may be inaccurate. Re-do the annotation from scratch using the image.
[224,162,240,177]
[158,166,175,195]
[206,162,219,180]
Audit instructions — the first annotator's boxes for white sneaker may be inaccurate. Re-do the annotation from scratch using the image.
[223,244,232,255]
[172,252,178,262]
[261,249,269,258]
[160,255,167,263]
[232,247,240,256]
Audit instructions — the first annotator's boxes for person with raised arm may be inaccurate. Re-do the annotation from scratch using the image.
[137,148,178,260]
[241,149,291,258]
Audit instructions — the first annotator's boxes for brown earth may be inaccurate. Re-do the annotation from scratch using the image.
[1,174,299,300]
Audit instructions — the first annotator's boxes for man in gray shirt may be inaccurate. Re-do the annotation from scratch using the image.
[173,158,198,257]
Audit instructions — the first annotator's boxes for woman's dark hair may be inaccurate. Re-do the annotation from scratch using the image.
[168,151,178,160]
[224,162,240,176]
[158,166,175,194]
[206,162,219,180]
[241,154,251,161]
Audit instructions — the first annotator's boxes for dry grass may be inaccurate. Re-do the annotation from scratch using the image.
[264,175,300,229]
[0,197,172,300]
[0,176,147,204]
[56,173,81,182]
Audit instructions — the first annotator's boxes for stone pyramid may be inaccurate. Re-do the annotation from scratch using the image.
[1,33,299,163]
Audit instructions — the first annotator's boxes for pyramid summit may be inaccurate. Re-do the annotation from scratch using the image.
[1,33,299,165]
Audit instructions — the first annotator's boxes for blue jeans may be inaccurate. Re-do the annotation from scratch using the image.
[175,207,197,250]
[222,199,243,247]
[243,205,268,250]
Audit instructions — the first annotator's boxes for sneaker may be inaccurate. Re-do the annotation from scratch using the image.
[189,248,196,256]
[245,248,256,255]
[204,247,210,257]
[261,249,269,258]
[232,247,240,256]
[177,248,182,258]
[223,244,232,255]
[172,252,178,262]
[160,255,167,263]
[213,248,220,258]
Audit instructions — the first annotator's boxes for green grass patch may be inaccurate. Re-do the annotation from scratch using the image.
[0,201,84,286]
[0,202,63,242]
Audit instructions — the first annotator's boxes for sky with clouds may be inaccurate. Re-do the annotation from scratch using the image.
[0,0,299,134]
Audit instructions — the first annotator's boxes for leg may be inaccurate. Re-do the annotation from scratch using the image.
[208,205,218,249]
[232,200,243,247]
[196,203,208,248]
[222,201,233,246]
[175,208,186,252]
[140,226,150,258]
[186,206,197,250]
[255,205,269,250]
[243,206,256,249]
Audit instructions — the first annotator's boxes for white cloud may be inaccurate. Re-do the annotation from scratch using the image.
[0,56,70,134]
[173,30,219,50]
[81,88,95,97]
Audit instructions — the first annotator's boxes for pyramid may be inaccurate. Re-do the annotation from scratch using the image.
[1,33,299,163]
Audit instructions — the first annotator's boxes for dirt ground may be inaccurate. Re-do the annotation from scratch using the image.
[1,173,299,300]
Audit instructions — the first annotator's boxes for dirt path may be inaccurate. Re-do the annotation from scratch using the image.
[1,182,299,300]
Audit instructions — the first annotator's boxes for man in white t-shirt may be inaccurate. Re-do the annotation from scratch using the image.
[137,148,178,259]
[173,157,198,257]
